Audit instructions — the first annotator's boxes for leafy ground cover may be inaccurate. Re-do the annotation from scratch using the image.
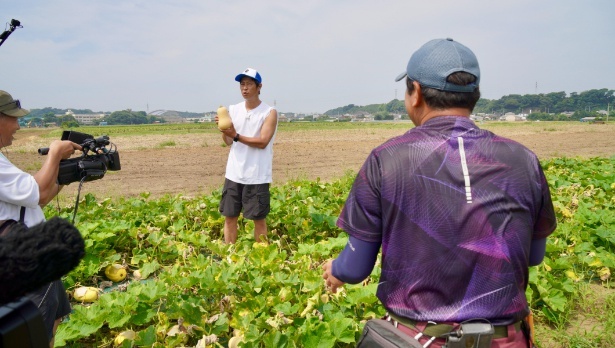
[48,156,614,347]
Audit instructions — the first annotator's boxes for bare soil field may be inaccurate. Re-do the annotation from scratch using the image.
[6,122,615,200]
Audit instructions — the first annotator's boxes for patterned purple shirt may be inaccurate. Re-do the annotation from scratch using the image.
[337,116,556,324]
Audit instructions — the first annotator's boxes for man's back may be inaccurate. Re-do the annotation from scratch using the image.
[323,38,556,347]
[337,116,556,324]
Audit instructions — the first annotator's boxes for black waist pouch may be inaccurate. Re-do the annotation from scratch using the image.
[0,219,24,237]
[356,319,424,348]
[0,207,26,237]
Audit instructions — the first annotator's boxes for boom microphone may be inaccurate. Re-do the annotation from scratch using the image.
[0,217,85,305]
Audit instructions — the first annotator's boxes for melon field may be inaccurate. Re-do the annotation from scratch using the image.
[8,121,615,347]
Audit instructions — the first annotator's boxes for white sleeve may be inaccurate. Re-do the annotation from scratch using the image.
[0,155,41,208]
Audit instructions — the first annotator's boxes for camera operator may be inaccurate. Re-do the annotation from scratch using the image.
[0,90,82,347]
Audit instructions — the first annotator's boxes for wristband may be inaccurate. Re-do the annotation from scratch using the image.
[233,134,240,142]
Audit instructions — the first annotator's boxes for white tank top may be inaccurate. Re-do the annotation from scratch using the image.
[225,101,277,184]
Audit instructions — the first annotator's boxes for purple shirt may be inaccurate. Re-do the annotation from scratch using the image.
[337,116,556,324]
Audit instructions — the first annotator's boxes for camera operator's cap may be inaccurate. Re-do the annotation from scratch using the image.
[0,90,29,117]
[235,68,262,84]
[395,38,480,93]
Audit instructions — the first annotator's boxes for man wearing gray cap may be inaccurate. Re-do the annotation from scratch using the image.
[0,89,82,347]
[323,39,556,347]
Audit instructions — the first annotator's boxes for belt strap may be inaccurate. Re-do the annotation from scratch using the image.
[387,313,521,339]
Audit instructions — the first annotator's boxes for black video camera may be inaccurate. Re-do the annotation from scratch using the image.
[38,131,121,185]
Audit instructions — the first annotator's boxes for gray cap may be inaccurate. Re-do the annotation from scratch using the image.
[395,38,480,93]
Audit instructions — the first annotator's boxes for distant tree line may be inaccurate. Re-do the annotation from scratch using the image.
[20,108,166,127]
[325,89,615,121]
[474,88,614,120]
[27,107,99,119]
[18,88,615,126]
[104,110,165,125]
[21,112,80,128]
[324,100,405,117]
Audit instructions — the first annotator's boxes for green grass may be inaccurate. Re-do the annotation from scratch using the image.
[31,120,605,140]
[156,140,177,148]
[39,123,221,139]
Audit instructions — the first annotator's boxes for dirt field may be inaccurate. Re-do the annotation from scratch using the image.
[6,122,615,200]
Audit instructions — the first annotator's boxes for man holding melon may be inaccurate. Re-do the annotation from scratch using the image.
[322,39,556,347]
[215,68,278,244]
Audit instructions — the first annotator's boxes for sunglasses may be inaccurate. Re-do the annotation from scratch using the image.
[0,99,21,112]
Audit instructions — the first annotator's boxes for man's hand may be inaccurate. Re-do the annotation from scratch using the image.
[34,140,82,205]
[220,124,237,139]
[322,259,345,293]
[48,140,82,160]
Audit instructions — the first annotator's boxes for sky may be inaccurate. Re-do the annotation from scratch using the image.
[1,1,614,114]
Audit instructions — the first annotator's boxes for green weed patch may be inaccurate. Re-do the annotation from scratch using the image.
[49,157,615,347]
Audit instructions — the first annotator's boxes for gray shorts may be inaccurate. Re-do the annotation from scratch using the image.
[219,179,270,220]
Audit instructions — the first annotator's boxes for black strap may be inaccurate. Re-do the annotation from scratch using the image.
[19,206,26,224]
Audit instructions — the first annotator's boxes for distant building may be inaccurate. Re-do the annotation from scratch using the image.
[62,110,106,125]
[502,112,525,122]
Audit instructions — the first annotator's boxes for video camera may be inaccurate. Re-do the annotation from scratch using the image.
[38,130,121,185]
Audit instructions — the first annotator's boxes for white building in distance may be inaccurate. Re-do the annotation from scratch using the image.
[63,110,106,125]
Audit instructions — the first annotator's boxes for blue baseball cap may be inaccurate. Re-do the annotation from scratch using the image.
[235,68,262,84]
[395,38,480,93]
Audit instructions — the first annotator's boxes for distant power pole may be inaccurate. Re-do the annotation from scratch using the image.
[395,89,398,100]
[535,82,537,94]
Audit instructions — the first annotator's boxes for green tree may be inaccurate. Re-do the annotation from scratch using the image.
[42,112,59,127]
[59,114,78,124]
[28,117,43,127]
[374,111,393,120]
[106,110,150,125]
[527,112,553,121]
[61,120,80,128]
[384,99,405,113]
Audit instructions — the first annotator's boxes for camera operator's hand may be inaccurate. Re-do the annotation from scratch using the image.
[33,140,82,206]
[48,140,82,160]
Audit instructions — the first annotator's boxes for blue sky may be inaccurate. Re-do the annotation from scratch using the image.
[1,1,614,114]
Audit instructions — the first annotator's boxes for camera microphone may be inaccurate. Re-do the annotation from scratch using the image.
[0,217,85,305]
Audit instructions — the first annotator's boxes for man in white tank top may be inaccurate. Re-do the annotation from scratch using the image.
[215,68,278,244]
